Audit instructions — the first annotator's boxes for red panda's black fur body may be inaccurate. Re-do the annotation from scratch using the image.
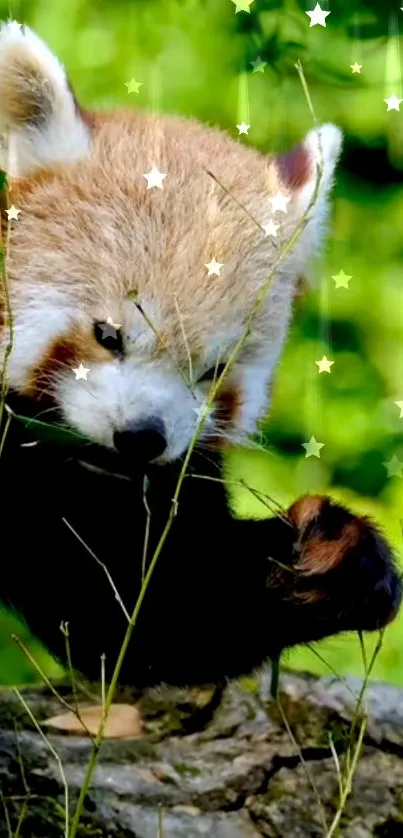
[1,414,401,689]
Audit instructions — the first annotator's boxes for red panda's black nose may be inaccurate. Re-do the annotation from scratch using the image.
[114,417,167,463]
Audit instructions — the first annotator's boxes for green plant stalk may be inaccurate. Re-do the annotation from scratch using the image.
[14,688,70,838]
[12,794,31,838]
[323,631,385,838]
[157,805,164,838]
[344,630,385,776]
[68,61,326,837]
[12,634,92,734]
[325,714,367,838]
[1,792,12,838]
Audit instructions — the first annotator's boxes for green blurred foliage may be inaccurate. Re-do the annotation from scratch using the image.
[0,0,402,686]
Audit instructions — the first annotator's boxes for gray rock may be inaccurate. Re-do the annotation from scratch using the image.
[0,669,402,836]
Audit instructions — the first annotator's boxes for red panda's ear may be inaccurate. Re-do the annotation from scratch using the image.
[275,123,343,248]
[277,124,342,195]
[0,21,91,177]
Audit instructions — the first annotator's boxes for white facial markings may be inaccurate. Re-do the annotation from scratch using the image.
[3,285,78,389]
[58,359,206,460]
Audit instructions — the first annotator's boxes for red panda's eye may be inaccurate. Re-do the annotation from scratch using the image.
[93,322,124,355]
[198,363,227,383]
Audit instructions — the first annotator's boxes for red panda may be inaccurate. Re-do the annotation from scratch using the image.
[0,22,401,689]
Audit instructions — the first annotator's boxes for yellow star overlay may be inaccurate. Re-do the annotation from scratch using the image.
[395,400,403,418]
[332,269,352,289]
[73,363,90,381]
[205,258,224,277]
[143,167,167,189]
[6,205,21,220]
[262,220,279,238]
[125,78,143,95]
[350,63,362,74]
[306,3,331,27]
[383,455,403,478]
[384,93,403,111]
[231,0,254,12]
[316,355,334,373]
[302,436,325,458]
[268,192,290,213]
[236,122,250,135]
[250,56,267,73]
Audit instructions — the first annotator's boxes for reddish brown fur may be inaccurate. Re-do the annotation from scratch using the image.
[216,386,241,426]
[276,143,311,190]
[208,386,242,449]
[295,519,361,576]
[288,496,362,577]
[27,329,112,399]
[288,495,325,530]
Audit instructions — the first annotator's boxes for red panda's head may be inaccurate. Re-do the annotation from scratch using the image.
[0,22,342,466]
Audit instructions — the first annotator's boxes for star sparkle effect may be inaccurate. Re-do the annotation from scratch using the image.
[193,402,212,422]
[250,56,267,73]
[262,220,279,238]
[332,269,352,289]
[8,20,23,33]
[205,258,224,276]
[395,400,403,418]
[383,455,403,478]
[302,437,325,458]
[384,93,403,112]
[73,363,90,381]
[236,122,250,135]
[315,355,334,373]
[350,63,362,74]
[268,192,290,213]
[143,166,167,189]
[230,0,255,12]
[5,205,21,220]
[306,3,330,27]
[99,317,122,340]
[125,78,143,95]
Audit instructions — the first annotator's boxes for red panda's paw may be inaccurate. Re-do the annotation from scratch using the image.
[282,495,402,638]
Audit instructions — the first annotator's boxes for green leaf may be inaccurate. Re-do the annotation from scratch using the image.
[9,410,89,447]
[0,169,8,192]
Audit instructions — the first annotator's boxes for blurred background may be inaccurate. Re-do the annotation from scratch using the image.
[0,0,402,687]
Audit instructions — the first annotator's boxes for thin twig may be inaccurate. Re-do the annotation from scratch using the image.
[188,472,291,526]
[14,689,69,838]
[11,635,91,737]
[62,517,130,623]
[277,698,329,832]
[1,792,12,838]
[328,732,343,800]
[60,621,91,736]
[325,715,367,838]
[174,293,194,386]
[12,794,31,838]
[306,644,360,702]
[141,475,152,582]
[157,804,165,838]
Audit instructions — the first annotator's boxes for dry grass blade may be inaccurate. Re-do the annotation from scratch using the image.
[62,517,130,622]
